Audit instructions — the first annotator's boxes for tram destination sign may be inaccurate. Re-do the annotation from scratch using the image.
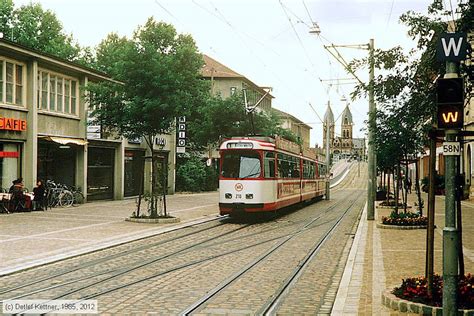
[443,141,461,156]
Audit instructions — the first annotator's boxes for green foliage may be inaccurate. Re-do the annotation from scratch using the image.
[186,92,300,150]
[175,156,218,192]
[88,18,208,144]
[0,1,83,62]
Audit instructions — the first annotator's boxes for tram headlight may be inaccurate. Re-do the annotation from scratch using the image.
[246,193,253,199]
[225,193,232,199]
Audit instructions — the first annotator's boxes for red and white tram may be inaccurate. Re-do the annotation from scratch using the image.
[219,136,328,215]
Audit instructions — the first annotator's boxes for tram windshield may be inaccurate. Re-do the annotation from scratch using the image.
[221,151,261,178]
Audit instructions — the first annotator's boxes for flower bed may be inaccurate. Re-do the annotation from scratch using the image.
[392,274,474,309]
[381,210,427,226]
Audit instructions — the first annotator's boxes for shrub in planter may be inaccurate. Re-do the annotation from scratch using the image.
[393,274,474,309]
[381,210,427,226]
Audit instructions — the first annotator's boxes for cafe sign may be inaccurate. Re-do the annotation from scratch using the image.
[0,117,27,131]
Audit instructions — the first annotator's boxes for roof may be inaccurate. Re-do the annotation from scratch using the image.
[201,54,244,78]
[272,108,312,130]
[324,105,334,123]
[341,105,353,124]
[201,54,274,99]
[0,38,119,84]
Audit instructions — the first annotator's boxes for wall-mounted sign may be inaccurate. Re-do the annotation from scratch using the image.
[0,151,19,158]
[155,137,166,146]
[0,117,27,131]
[177,116,186,153]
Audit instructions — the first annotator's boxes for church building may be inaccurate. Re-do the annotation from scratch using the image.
[323,104,366,160]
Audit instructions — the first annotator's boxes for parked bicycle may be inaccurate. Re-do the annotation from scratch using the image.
[45,180,84,208]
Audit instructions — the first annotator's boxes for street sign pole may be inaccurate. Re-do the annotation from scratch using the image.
[442,57,461,316]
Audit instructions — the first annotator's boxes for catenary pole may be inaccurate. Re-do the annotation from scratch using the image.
[326,101,331,200]
[367,38,375,220]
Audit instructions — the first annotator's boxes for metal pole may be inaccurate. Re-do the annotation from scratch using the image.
[326,104,331,200]
[367,38,375,220]
[442,60,459,315]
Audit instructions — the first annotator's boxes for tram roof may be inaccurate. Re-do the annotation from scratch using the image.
[220,137,319,161]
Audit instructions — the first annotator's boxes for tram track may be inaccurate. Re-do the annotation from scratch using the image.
[179,191,365,315]
[2,192,351,315]
[2,163,367,315]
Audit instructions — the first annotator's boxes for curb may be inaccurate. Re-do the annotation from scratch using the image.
[376,223,427,230]
[382,289,474,315]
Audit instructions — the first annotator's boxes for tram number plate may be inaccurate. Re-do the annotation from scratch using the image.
[443,142,460,156]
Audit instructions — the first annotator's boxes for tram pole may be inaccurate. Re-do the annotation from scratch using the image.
[367,38,375,220]
[326,107,331,200]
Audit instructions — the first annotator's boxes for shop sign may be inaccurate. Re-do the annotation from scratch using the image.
[0,151,19,158]
[0,117,27,131]
[155,137,166,146]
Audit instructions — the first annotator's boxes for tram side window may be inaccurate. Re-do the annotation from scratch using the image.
[277,153,300,178]
[292,156,300,178]
[318,163,327,177]
[303,160,315,179]
[264,152,275,178]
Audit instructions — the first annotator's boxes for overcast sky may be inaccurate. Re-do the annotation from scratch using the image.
[15,0,456,146]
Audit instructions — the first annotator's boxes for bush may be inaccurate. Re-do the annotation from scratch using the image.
[382,210,427,226]
[176,156,218,192]
[393,274,474,309]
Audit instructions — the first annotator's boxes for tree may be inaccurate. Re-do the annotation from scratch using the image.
[0,1,83,62]
[87,18,209,218]
[186,92,300,151]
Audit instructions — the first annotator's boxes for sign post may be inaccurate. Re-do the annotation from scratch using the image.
[436,31,467,315]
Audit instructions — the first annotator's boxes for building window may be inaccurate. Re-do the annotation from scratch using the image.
[230,87,237,96]
[0,59,24,106]
[37,70,79,115]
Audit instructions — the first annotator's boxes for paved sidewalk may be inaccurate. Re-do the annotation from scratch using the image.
[333,193,474,315]
[0,192,220,276]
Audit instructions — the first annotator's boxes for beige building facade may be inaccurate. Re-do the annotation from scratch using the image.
[0,39,176,201]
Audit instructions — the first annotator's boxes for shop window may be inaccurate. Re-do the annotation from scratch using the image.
[88,147,114,200]
[0,143,21,190]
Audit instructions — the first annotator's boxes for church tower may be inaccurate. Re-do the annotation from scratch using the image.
[341,105,353,139]
[341,105,353,154]
[323,104,335,150]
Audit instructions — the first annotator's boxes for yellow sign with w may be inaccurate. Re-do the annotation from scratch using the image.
[442,112,459,123]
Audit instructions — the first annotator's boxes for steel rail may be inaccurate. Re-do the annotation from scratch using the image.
[260,192,366,315]
[179,196,354,315]
[0,216,230,295]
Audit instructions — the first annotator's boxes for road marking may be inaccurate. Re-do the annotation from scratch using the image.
[0,220,121,243]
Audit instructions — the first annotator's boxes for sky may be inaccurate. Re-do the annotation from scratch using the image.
[14,0,457,147]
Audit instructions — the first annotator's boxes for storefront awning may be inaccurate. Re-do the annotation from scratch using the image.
[40,136,88,146]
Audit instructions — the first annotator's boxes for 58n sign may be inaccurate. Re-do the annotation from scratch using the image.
[443,142,461,156]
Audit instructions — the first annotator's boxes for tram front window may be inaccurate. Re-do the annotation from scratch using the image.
[222,151,261,178]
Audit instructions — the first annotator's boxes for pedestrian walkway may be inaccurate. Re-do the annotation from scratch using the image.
[0,192,220,276]
[333,193,474,315]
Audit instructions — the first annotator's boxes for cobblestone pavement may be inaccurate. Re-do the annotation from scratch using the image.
[0,192,220,274]
[0,164,367,315]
